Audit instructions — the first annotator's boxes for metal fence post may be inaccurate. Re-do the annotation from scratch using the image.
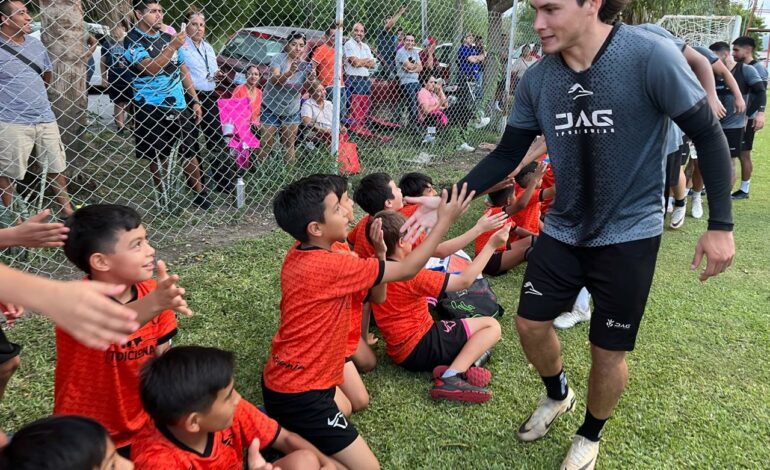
[331,0,345,155]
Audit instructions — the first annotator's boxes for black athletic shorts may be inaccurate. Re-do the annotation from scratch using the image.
[0,329,21,365]
[743,119,756,151]
[134,104,198,162]
[482,251,504,276]
[398,319,470,372]
[665,141,690,189]
[723,128,744,157]
[261,381,358,455]
[107,79,133,104]
[517,233,661,351]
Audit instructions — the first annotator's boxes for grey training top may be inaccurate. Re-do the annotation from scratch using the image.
[716,62,761,129]
[0,35,55,124]
[693,45,719,65]
[508,24,705,247]
[749,60,768,118]
[395,47,420,84]
[262,53,311,117]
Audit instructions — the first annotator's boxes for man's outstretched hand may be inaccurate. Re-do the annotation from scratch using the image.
[691,230,734,282]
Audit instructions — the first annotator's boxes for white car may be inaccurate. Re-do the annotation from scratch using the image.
[29,21,109,89]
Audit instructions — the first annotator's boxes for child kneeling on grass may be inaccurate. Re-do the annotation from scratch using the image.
[368,211,507,404]
[262,175,472,469]
[132,346,334,470]
[0,415,133,470]
[56,204,190,458]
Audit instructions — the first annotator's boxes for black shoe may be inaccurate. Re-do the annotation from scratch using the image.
[731,190,749,200]
[193,191,212,210]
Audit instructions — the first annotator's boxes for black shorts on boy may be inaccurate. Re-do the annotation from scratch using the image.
[399,319,470,372]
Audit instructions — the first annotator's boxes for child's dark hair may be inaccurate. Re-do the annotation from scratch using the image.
[316,173,348,199]
[273,175,336,242]
[0,416,108,470]
[63,204,142,275]
[367,210,406,258]
[354,172,394,216]
[399,172,433,198]
[487,186,514,207]
[140,346,235,427]
[514,162,538,186]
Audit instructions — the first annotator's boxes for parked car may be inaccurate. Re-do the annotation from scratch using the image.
[216,26,325,97]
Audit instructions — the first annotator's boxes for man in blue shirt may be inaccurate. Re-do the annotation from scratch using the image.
[731,35,768,199]
[125,0,209,209]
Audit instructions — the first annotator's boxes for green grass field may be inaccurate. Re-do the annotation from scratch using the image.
[2,131,769,468]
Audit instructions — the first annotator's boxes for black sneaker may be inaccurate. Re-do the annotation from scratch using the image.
[430,375,491,403]
[731,190,749,200]
[473,349,492,368]
[193,191,212,210]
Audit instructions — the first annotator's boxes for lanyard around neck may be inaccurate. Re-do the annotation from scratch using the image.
[192,40,210,75]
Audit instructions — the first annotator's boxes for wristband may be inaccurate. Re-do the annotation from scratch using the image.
[190,100,201,106]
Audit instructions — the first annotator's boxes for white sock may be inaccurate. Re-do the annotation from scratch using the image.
[692,191,702,201]
[574,287,590,311]
[740,180,750,193]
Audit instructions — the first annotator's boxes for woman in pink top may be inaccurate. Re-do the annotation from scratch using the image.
[232,65,263,128]
[417,74,449,126]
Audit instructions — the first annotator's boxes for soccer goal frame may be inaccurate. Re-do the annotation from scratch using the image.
[656,15,743,47]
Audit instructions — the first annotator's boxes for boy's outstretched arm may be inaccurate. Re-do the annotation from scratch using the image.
[0,263,139,350]
[446,224,511,292]
[125,260,193,326]
[382,184,474,283]
[433,210,508,259]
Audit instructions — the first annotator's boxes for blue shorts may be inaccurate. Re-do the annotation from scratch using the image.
[345,76,371,96]
[261,107,301,127]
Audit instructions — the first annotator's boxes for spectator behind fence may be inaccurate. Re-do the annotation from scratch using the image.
[181,8,234,193]
[301,81,336,145]
[232,64,262,130]
[375,5,407,77]
[260,30,314,165]
[101,21,134,134]
[457,33,484,84]
[0,0,75,220]
[311,24,346,121]
[344,22,376,136]
[124,0,211,209]
[395,33,422,126]
[417,75,449,143]
[510,43,538,91]
[419,35,437,81]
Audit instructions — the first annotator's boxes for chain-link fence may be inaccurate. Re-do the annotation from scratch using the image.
[0,0,747,276]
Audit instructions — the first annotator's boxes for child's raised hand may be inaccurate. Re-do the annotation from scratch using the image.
[401,195,441,244]
[484,175,515,195]
[534,161,548,181]
[476,210,508,233]
[368,217,388,260]
[1,303,24,327]
[155,260,193,317]
[248,439,279,470]
[437,183,475,225]
[489,222,512,248]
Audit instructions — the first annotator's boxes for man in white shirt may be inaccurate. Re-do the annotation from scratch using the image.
[343,22,376,135]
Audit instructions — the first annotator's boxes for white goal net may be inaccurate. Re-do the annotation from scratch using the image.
[657,15,744,47]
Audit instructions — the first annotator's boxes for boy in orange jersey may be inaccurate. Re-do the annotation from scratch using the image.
[398,172,438,216]
[133,346,334,470]
[56,204,191,459]
[474,184,540,276]
[511,161,555,237]
[368,211,505,403]
[262,174,473,470]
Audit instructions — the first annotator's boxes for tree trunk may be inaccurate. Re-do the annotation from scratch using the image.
[83,0,132,30]
[484,10,504,104]
[40,0,90,182]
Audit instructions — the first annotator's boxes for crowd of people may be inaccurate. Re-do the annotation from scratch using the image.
[0,0,758,467]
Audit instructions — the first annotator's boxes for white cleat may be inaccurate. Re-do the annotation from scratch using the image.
[691,196,703,219]
[554,306,591,330]
[560,435,600,470]
[517,387,576,442]
[456,142,475,152]
[670,202,686,229]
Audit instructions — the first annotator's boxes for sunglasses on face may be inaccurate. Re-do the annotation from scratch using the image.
[288,31,306,41]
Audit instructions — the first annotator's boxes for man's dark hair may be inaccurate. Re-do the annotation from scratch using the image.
[488,186,515,207]
[733,36,756,50]
[577,0,629,24]
[140,346,235,427]
[514,162,538,187]
[0,416,108,470]
[0,0,17,18]
[367,210,406,257]
[63,204,142,275]
[404,32,415,40]
[399,172,433,198]
[710,41,730,53]
[273,175,335,242]
[132,0,158,12]
[354,172,395,216]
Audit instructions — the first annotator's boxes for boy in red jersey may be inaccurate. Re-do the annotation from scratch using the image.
[57,204,191,458]
[511,161,555,237]
[368,211,506,403]
[133,346,334,470]
[263,174,473,469]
